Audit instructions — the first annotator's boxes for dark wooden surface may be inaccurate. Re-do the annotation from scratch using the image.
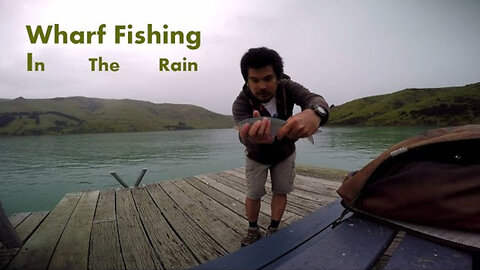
[383,233,472,270]
[196,211,474,270]
[263,215,397,270]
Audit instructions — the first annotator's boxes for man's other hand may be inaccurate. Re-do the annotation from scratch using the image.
[239,110,275,144]
[276,109,320,141]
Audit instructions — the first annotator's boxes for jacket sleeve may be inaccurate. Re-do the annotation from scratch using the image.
[232,91,253,146]
[286,80,329,126]
[232,89,254,123]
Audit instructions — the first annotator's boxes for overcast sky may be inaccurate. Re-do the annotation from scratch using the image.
[1,0,479,115]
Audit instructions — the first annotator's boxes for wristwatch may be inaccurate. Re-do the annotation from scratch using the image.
[310,104,327,119]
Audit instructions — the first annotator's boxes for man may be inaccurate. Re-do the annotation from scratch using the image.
[232,47,329,246]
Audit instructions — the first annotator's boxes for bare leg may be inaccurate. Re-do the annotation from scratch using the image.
[245,197,261,222]
[271,193,287,221]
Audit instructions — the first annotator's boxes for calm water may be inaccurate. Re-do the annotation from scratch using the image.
[0,126,431,215]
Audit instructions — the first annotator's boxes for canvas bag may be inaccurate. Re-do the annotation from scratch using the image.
[337,124,480,233]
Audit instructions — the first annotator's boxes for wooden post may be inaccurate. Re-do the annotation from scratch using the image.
[134,168,147,187]
[0,200,22,248]
[110,172,130,188]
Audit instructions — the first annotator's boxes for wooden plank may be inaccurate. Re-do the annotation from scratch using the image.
[263,215,397,270]
[383,233,472,270]
[7,192,82,270]
[49,190,99,270]
[217,171,318,210]
[194,174,298,222]
[8,213,31,228]
[172,179,248,237]
[14,211,48,242]
[211,172,312,217]
[116,188,163,270]
[294,175,341,196]
[131,187,198,269]
[293,173,342,187]
[187,177,277,230]
[159,180,241,253]
[192,199,346,270]
[146,184,226,263]
[92,189,116,223]
[89,189,125,270]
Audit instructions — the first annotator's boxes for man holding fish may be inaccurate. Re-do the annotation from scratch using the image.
[233,47,329,246]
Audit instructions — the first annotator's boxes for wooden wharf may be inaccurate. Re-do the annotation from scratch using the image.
[0,167,343,270]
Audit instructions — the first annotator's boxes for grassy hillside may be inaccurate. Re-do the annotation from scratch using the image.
[328,82,480,126]
[0,97,233,136]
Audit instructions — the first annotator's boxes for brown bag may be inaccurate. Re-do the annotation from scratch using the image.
[337,125,480,233]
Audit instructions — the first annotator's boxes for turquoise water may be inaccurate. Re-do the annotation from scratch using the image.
[0,126,430,215]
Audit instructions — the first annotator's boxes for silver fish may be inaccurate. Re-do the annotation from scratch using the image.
[235,117,314,144]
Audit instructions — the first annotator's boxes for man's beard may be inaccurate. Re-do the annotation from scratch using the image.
[257,90,273,103]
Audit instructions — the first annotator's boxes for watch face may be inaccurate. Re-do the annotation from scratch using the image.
[316,106,326,115]
[313,105,326,115]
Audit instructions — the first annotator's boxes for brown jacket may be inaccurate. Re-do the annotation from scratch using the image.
[232,75,329,164]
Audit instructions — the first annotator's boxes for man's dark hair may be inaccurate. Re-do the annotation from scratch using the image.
[240,47,284,82]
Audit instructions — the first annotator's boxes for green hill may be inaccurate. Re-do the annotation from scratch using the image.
[0,97,233,136]
[328,82,480,126]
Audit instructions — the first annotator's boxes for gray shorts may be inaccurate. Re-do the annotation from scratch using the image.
[245,151,296,200]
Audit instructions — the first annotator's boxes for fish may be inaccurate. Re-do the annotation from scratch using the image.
[235,117,315,144]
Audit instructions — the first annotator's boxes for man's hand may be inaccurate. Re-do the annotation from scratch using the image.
[276,109,320,140]
[239,110,275,144]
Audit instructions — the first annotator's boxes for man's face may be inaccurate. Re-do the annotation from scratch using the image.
[247,65,278,103]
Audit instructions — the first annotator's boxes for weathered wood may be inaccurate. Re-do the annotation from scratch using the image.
[187,176,278,230]
[194,174,298,222]
[218,171,318,209]
[292,179,341,198]
[7,192,82,270]
[294,174,342,193]
[49,190,99,270]
[223,170,327,212]
[89,189,125,270]
[0,201,21,249]
[92,189,116,223]
[14,211,48,242]
[172,179,248,236]
[146,184,226,263]
[131,187,198,269]
[4,167,403,270]
[294,173,343,187]
[116,189,163,270]
[8,213,31,228]
[213,172,313,217]
[159,180,241,252]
